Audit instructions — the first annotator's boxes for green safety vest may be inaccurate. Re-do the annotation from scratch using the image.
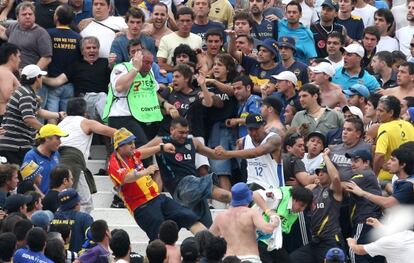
[262,186,299,234]
[102,62,163,123]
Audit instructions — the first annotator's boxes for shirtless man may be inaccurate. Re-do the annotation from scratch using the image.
[0,43,21,123]
[310,61,347,109]
[141,3,172,48]
[197,29,223,77]
[379,62,414,102]
[210,182,278,262]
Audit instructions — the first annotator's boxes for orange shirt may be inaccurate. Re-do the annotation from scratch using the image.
[108,150,159,212]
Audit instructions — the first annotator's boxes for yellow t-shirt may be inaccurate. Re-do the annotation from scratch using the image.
[209,0,234,29]
[375,120,414,180]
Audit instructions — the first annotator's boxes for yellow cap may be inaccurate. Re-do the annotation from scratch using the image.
[20,160,43,181]
[113,128,136,149]
[35,124,69,139]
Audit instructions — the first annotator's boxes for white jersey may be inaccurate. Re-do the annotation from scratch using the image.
[244,132,283,189]
[59,116,93,161]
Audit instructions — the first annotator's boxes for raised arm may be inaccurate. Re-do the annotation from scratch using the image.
[323,149,342,201]
[226,29,243,64]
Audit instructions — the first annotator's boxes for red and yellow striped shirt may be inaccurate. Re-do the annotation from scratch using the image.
[108,150,159,212]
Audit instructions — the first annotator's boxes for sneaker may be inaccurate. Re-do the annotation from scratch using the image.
[95,168,108,175]
[110,195,125,208]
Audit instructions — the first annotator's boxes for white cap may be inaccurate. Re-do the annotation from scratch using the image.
[343,43,365,58]
[21,65,47,79]
[271,71,298,86]
[309,62,336,77]
[342,105,363,120]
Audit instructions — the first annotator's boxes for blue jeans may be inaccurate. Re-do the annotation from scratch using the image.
[37,85,49,110]
[45,83,74,112]
[208,122,236,176]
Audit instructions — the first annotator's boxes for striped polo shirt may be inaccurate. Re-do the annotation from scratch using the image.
[0,85,38,151]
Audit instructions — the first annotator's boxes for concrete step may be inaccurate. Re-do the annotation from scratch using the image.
[91,208,225,226]
[94,175,113,192]
[86,160,106,175]
[89,145,108,160]
[92,191,173,209]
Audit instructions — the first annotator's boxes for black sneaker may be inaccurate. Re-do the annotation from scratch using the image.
[95,168,108,175]
[110,195,126,208]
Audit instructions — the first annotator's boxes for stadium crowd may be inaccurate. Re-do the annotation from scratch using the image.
[0,0,414,261]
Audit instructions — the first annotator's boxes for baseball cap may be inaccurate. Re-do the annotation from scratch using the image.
[21,64,47,79]
[325,247,345,262]
[271,71,298,86]
[180,237,200,262]
[231,182,253,207]
[342,105,364,120]
[20,160,43,181]
[113,128,136,149]
[343,43,365,58]
[277,36,296,51]
[35,124,69,139]
[345,149,372,161]
[257,38,279,57]
[309,62,336,77]
[31,210,54,229]
[4,194,32,213]
[315,163,328,174]
[306,131,326,148]
[321,0,339,11]
[58,188,81,211]
[245,113,266,129]
[343,84,370,99]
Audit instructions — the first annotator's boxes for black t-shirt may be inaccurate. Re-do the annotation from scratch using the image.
[349,169,382,224]
[42,189,60,213]
[65,58,111,96]
[157,136,197,194]
[282,153,306,183]
[35,1,61,29]
[206,85,237,123]
[310,22,345,58]
[159,88,206,137]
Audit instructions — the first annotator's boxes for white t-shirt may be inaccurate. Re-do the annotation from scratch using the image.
[81,16,128,58]
[157,32,202,65]
[364,230,414,263]
[302,153,323,175]
[299,1,319,27]
[396,25,414,56]
[160,0,183,8]
[376,36,400,52]
[325,57,344,70]
[351,4,377,27]
[392,4,408,31]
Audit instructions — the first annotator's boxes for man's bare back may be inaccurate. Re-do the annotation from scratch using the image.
[210,206,277,257]
[0,66,19,116]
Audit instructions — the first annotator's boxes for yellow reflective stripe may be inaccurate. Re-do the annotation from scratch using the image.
[335,234,339,242]
[317,216,329,236]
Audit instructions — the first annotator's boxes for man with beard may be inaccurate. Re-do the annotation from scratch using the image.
[249,0,278,41]
[371,51,398,89]
[379,62,414,102]
[310,0,346,58]
[228,29,285,93]
[141,3,172,48]
[396,0,414,56]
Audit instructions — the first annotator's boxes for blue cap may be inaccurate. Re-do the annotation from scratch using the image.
[345,149,372,161]
[31,210,54,229]
[343,84,370,98]
[325,247,345,262]
[257,38,279,57]
[231,183,252,207]
[322,0,339,11]
[58,188,81,211]
[277,36,296,51]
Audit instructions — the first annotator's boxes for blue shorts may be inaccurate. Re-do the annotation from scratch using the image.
[133,194,199,241]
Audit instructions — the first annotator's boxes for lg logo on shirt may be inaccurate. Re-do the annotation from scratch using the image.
[175,153,192,161]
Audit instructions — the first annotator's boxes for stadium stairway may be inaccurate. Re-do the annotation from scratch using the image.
[87,145,225,254]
